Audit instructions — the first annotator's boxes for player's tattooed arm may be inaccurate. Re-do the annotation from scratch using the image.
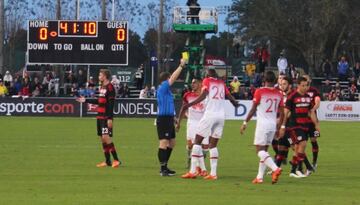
[277,106,285,133]
[279,108,290,138]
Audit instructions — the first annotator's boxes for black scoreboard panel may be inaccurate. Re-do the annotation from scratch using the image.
[27,20,128,65]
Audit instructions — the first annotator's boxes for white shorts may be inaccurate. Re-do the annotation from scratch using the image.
[187,120,209,145]
[254,128,276,146]
[196,114,225,139]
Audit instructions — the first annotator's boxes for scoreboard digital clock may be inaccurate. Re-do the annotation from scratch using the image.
[27,20,128,65]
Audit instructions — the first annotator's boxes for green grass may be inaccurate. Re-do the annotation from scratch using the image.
[0,117,359,205]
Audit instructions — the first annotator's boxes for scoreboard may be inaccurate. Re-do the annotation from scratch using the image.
[27,20,128,65]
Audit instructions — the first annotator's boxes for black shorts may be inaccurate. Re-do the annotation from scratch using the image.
[307,123,320,138]
[278,130,291,147]
[156,116,175,140]
[97,119,113,137]
[289,128,308,144]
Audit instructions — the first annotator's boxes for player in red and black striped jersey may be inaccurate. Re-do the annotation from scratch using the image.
[271,74,286,158]
[279,77,319,177]
[303,75,321,169]
[77,69,120,168]
[275,76,294,168]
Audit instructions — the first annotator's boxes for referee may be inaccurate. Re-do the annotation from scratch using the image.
[156,59,186,176]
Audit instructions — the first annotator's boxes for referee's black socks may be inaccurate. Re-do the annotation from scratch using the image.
[166,147,173,162]
[158,148,168,171]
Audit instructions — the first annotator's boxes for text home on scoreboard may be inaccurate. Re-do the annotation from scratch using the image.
[27,20,128,65]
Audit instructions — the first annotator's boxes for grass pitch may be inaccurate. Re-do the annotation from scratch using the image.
[0,117,359,205]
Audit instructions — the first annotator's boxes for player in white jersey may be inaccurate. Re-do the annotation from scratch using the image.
[240,71,284,184]
[180,69,238,180]
[176,77,208,176]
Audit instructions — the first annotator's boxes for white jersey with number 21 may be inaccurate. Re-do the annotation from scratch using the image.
[253,87,284,130]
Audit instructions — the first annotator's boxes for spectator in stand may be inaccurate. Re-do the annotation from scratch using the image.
[49,72,60,96]
[87,76,96,87]
[277,51,288,75]
[134,64,144,90]
[3,71,13,87]
[31,77,42,97]
[357,76,360,90]
[111,75,120,96]
[349,76,356,86]
[322,59,332,79]
[7,82,16,96]
[0,79,8,97]
[87,76,96,97]
[122,83,130,98]
[150,86,156,98]
[349,82,358,101]
[13,76,22,95]
[87,83,96,97]
[288,64,297,79]
[230,76,241,99]
[334,82,343,101]
[321,79,332,100]
[64,71,76,96]
[42,72,52,95]
[254,46,270,75]
[354,62,360,79]
[328,89,337,101]
[77,69,87,88]
[30,76,42,95]
[79,75,96,98]
[337,56,349,81]
[21,77,31,96]
[253,73,262,87]
[139,85,149,99]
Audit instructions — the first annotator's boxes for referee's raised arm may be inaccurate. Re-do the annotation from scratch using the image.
[169,59,186,85]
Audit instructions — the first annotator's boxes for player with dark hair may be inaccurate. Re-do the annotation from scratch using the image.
[77,69,120,168]
[271,73,286,157]
[241,71,284,184]
[156,59,186,177]
[176,77,208,176]
[303,74,321,169]
[181,68,238,180]
[274,76,293,168]
[280,77,319,178]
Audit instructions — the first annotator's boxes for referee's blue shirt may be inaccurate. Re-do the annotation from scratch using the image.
[157,80,175,116]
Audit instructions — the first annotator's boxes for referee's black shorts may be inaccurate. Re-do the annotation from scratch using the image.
[156,116,175,140]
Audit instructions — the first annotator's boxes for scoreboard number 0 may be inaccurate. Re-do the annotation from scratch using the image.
[117,28,126,42]
[40,28,48,40]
